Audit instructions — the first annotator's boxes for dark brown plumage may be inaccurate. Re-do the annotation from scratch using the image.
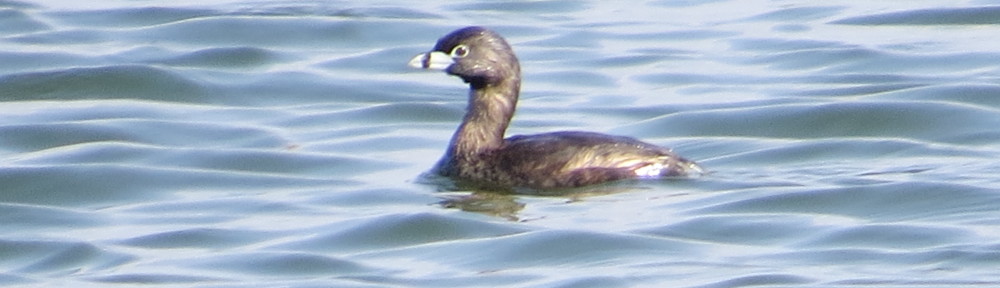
[409,26,702,190]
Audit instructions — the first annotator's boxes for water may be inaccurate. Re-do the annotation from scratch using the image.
[2,0,999,287]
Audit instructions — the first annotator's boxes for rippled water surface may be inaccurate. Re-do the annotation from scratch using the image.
[3,0,1000,287]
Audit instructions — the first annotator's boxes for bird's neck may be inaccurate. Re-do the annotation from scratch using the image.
[448,78,520,156]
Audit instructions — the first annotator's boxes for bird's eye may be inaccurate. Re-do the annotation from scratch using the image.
[450,45,469,58]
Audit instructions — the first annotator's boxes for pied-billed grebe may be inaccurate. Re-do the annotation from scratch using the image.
[409,26,703,189]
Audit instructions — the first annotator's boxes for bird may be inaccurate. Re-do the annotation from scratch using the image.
[409,26,703,190]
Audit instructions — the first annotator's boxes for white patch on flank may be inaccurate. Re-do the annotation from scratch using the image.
[634,163,665,177]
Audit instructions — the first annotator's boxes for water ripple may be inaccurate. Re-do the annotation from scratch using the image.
[0,65,208,102]
[2,1,999,287]
[833,6,1000,25]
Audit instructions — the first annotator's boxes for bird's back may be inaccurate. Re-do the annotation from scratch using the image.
[490,131,699,188]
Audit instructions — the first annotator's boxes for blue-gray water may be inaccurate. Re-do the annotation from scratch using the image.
[3,0,1000,287]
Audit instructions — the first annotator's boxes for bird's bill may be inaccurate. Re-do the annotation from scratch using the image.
[408,51,453,70]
